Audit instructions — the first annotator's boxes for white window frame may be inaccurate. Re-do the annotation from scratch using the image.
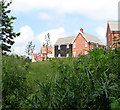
[58,45,60,50]
[96,43,98,48]
[85,51,87,55]
[85,42,87,48]
[74,43,76,48]
[67,44,69,48]
[73,52,76,57]
[66,53,69,57]
[58,54,61,57]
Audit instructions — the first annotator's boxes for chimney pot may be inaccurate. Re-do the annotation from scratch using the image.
[80,28,83,33]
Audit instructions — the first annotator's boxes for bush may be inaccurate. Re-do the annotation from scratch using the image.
[25,47,120,109]
[2,55,30,109]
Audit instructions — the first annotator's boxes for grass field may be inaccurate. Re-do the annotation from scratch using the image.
[26,61,58,91]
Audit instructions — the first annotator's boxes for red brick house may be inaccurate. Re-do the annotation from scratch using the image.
[106,21,120,48]
[32,53,37,62]
[32,45,54,62]
[55,28,104,57]
[40,45,54,61]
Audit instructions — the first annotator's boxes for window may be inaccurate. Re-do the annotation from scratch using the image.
[108,33,110,42]
[66,53,69,57]
[85,42,87,47]
[67,44,69,48]
[85,51,87,55]
[96,44,98,48]
[74,43,76,48]
[91,44,93,49]
[58,54,61,57]
[58,45,60,50]
[73,52,76,57]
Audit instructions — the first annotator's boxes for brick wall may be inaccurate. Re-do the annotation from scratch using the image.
[106,24,120,48]
[72,33,90,56]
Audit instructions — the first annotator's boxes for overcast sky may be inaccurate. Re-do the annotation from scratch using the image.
[9,0,119,55]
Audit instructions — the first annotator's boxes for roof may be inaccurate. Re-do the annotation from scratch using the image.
[83,33,103,45]
[55,30,103,46]
[54,36,75,45]
[108,21,120,32]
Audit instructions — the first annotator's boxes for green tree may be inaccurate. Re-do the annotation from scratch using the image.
[0,0,20,54]
[25,41,35,58]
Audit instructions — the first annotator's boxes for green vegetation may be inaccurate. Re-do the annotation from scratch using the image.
[2,46,120,109]
[27,61,58,92]
[1,0,20,53]
[24,47,120,109]
[2,55,30,108]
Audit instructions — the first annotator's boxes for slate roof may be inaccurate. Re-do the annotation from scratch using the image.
[83,33,103,45]
[55,33,103,46]
[54,36,75,46]
[108,21,120,32]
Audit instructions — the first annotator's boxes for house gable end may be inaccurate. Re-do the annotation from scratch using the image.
[71,31,88,44]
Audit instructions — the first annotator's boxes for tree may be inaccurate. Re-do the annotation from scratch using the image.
[44,33,51,60]
[25,41,35,58]
[0,0,20,54]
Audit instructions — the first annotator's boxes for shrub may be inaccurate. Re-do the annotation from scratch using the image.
[24,47,120,109]
[2,55,30,109]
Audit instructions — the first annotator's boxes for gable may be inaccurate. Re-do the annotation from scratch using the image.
[72,32,88,44]
[72,33,87,44]
[106,24,111,38]
[108,21,120,32]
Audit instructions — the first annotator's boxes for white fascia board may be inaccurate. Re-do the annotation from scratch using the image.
[71,31,89,44]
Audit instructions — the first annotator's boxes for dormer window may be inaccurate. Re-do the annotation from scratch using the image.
[67,44,69,48]
[58,46,60,50]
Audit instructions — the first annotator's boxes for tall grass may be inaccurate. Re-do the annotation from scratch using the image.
[27,61,59,92]
[2,55,30,108]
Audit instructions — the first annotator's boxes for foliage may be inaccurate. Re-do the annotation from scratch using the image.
[0,0,20,53]
[2,55,30,109]
[25,47,120,109]
[25,41,35,57]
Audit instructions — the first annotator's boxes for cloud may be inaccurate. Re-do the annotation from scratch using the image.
[96,26,106,44]
[14,25,34,44]
[37,27,65,45]
[11,0,119,20]
[12,25,34,56]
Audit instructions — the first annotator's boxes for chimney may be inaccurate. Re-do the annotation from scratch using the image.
[80,28,83,33]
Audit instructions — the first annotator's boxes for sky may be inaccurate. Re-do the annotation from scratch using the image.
[8,0,119,56]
